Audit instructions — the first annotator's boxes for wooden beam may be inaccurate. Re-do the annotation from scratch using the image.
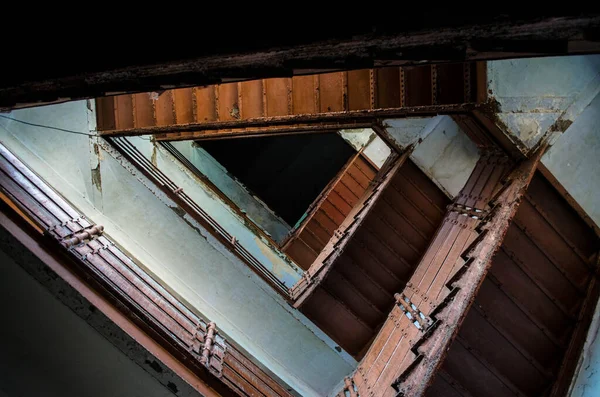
[100,103,474,138]
[154,122,374,142]
[280,149,365,252]
[351,142,547,396]
[396,144,547,396]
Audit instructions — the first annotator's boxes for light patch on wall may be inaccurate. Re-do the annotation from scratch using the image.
[0,101,356,397]
[381,116,443,149]
[338,128,374,150]
[410,116,480,198]
[363,135,392,168]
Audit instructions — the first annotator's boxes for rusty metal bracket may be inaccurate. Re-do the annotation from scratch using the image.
[447,203,488,220]
[199,322,226,377]
[395,293,433,331]
[60,224,104,248]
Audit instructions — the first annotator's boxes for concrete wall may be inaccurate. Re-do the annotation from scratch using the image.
[488,55,600,148]
[129,137,301,287]
[0,246,183,397]
[381,116,444,149]
[542,92,600,227]
[340,120,480,199]
[410,116,479,198]
[338,128,374,151]
[338,128,391,169]
[363,135,392,169]
[488,54,600,228]
[0,101,355,397]
[170,141,291,242]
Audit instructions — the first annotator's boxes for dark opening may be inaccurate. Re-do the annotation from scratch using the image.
[199,133,355,226]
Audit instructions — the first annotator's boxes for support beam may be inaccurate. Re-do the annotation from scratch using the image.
[101,103,474,138]
[98,64,478,139]
[154,123,374,142]
[3,16,600,109]
[351,142,547,396]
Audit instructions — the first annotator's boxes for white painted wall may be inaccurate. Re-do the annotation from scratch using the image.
[170,141,291,242]
[0,248,180,397]
[128,137,302,287]
[338,128,392,168]
[363,135,392,169]
[488,55,600,148]
[0,101,355,397]
[487,54,600,228]
[381,116,444,149]
[338,128,374,151]
[409,116,480,198]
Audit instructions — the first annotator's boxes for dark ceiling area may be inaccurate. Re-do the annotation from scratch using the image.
[3,15,599,109]
[199,133,355,226]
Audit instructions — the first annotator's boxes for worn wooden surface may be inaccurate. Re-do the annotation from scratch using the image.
[427,172,600,397]
[283,154,376,270]
[348,149,520,396]
[295,156,449,358]
[97,63,476,139]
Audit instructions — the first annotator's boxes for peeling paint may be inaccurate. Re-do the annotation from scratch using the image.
[515,116,541,142]
[151,145,158,167]
[0,104,354,396]
[91,164,102,194]
[255,236,288,280]
[487,55,600,151]
[168,204,186,218]
[549,118,573,133]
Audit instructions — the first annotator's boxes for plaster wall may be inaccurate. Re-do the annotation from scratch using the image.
[170,141,291,242]
[409,116,480,198]
[0,101,355,397]
[488,55,600,148]
[129,137,302,287]
[542,93,600,227]
[487,54,600,228]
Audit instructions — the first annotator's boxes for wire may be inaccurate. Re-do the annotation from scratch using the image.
[0,114,152,140]
[0,114,96,137]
